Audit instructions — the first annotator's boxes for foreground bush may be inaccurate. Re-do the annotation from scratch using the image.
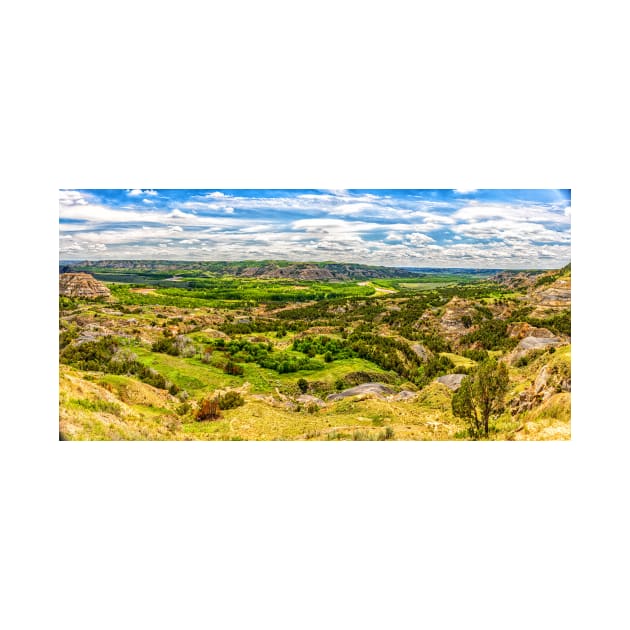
[196,398,221,421]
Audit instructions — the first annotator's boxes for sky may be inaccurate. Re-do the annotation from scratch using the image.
[59,189,571,269]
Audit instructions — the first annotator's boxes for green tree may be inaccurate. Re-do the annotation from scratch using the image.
[297,378,308,393]
[451,358,509,439]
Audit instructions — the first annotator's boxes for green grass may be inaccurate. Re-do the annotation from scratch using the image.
[439,352,476,369]
[132,346,231,393]
[69,398,123,416]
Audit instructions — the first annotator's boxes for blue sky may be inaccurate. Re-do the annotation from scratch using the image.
[59,189,570,268]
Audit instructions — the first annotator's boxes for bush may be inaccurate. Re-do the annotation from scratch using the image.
[297,378,308,393]
[377,427,395,440]
[176,402,191,416]
[215,391,245,410]
[461,348,489,362]
[196,398,221,421]
[152,334,196,357]
[201,347,213,363]
[224,360,244,376]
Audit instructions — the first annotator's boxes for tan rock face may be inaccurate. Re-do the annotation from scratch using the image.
[507,322,556,340]
[529,277,571,317]
[59,273,111,299]
[439,297,476,338]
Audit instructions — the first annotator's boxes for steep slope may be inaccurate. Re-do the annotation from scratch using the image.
[59,273,111,299]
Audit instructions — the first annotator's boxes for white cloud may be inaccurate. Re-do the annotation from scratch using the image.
[453,203,570,225]
[452,219,570,244]
[406,232,435,245]
[59,190,89,206]
[127,189,157,196]
[453,189,478,194]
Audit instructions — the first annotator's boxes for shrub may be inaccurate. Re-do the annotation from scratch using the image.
[461,348,489,362]
[352,430,371,441]
[377,427,395,440]
[196,398,221,421]
[71,398,122,416]
[297,378,308,393]
[59,325,78,349]
[224,360,244,376]
[201,347,213,363]
[306,403,319,414]
[215,391,245,410]
[176,402,191,416]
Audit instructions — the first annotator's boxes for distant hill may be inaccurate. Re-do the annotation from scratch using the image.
[61,260,426,281]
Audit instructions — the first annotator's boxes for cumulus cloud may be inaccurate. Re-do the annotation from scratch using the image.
[59,189,571,268]
[59,190,89,206]
[127,189,157,196]
[452,219,570,244]
[406,232,436,245]
[454,203,570,225]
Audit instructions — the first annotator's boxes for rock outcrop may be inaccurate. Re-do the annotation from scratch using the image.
[509,335,563,364]
[435,374,467,391]
[529,277,571,317]
[510,362,571,415]
[507,322,556,340]
[411,343,431,361]
[326,382,395,401]
[59,273,111,299]
[439,297,477,338]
